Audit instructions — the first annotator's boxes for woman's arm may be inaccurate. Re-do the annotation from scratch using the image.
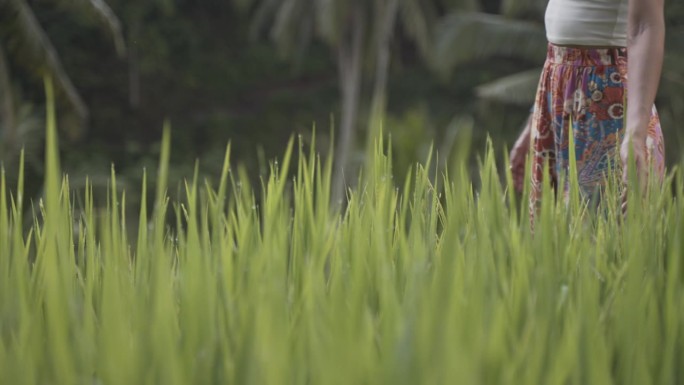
[621,0,666,183]
[626,0,665,138]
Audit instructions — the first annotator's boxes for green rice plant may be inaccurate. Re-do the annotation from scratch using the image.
[1,78,684,385]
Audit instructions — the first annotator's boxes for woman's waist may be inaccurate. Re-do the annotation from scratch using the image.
[545,43,627,66]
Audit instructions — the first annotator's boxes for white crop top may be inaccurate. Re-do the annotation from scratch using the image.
[545,0,629,47]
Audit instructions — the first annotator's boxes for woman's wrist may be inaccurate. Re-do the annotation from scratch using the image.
[623,126,648,144]
[624,115,650,140]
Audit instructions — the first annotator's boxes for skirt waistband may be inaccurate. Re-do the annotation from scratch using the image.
[546,43,627,66]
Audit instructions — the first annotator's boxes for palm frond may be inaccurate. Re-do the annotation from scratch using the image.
[475,68,541,106]
[0,0,88,127]
[499,0,546,19]
[231,0,257,12]
[437,0,480,12]
[249,0,287,40]
[271,0,316,57]
[316,0,341,44]
[399,0,439,59]
[432,12,546,79]
[51,0,127,57]
[0,43,14,135]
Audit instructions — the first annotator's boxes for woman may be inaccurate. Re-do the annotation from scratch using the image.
[509,0,666,216]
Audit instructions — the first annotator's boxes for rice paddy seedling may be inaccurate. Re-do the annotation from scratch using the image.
[1,79,684,384]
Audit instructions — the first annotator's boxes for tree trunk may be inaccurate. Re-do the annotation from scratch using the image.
[366,0,400,155]
[128,24,141,109]
[0,43,15,152]
[332,7,365,204]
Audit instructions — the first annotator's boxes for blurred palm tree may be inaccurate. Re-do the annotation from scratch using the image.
[234,0,477,201]
[0,0,125,158]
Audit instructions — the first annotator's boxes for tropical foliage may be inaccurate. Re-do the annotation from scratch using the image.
[0,0,124,126]
[238,0,479,199]
[0,0,682,207]
[0,0,125,180]
[2,82,684,384]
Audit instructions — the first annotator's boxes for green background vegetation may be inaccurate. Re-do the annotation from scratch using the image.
[1,81,684,384]
[1,0,681,205]
[2,2,684,382]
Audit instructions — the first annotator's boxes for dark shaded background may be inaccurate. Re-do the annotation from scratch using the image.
[1,0,683,205]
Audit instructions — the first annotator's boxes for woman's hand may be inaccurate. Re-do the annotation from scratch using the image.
[620,132,649,188]
[620,132,649,213]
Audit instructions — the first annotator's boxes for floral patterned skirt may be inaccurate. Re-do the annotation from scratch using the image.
[530,44,665,215]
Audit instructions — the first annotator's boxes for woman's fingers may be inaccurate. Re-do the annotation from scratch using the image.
[620,137,650,215]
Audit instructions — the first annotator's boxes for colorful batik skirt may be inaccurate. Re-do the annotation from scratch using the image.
[530,44,665,215]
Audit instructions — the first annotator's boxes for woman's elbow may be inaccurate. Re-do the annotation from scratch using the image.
[628,16,665,44]
[628,0,665,41]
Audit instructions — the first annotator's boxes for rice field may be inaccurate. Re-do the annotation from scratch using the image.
[1,79,684,385]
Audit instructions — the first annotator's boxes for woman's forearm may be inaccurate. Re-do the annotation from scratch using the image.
[625,0,665,139]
